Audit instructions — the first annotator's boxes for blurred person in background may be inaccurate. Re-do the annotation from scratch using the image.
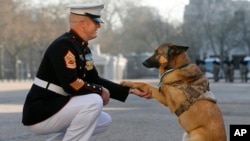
[223,60,230,82]
[213,61,220,82]
[228,60,234,83]
[240,59,248,83]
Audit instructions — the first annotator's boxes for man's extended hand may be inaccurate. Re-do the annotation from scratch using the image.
[129,88,152,99]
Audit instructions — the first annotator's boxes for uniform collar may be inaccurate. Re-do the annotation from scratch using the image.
[69,29,88,47]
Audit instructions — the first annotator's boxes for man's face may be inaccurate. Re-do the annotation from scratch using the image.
[81,16,101,41]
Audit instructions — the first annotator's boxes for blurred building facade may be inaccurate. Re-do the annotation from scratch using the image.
[92,44,127,80]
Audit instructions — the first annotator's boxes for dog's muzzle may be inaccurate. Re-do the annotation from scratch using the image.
[142,58,160,68]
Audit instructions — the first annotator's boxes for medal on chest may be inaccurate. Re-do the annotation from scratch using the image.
[85,53,94,70]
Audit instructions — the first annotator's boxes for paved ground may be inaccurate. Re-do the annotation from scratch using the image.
[0,79,249,141]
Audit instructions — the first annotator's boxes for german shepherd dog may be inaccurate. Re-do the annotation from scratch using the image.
[121,43,226,141]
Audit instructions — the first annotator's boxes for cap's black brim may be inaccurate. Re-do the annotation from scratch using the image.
[70,12,104,23]
[92,17,104,23]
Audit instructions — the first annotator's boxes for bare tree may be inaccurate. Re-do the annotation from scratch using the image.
[95,2,177,55]
[0,0,14,79]
[183,0,241,61]
[241,15,250,55]
[231,9,250,55]
[24,4,68,78]
[0,0,31,79]
[1,0,68,79]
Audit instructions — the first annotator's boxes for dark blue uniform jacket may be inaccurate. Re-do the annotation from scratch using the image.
[22,30,129,125]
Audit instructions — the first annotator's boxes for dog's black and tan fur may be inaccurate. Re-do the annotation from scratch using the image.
[121,43,226,141]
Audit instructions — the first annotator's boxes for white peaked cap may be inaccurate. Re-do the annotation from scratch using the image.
[68,3,104,23]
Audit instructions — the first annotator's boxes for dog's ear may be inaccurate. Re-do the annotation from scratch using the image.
[169,45,189,55]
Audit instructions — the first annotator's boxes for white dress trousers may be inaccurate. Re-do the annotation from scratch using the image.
[29,94,112,141]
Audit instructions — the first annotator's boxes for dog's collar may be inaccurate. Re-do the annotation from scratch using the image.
[158,63,190,86]
[158,68,174,86]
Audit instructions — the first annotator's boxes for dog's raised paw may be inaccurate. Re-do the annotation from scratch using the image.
[120,81,132,87]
